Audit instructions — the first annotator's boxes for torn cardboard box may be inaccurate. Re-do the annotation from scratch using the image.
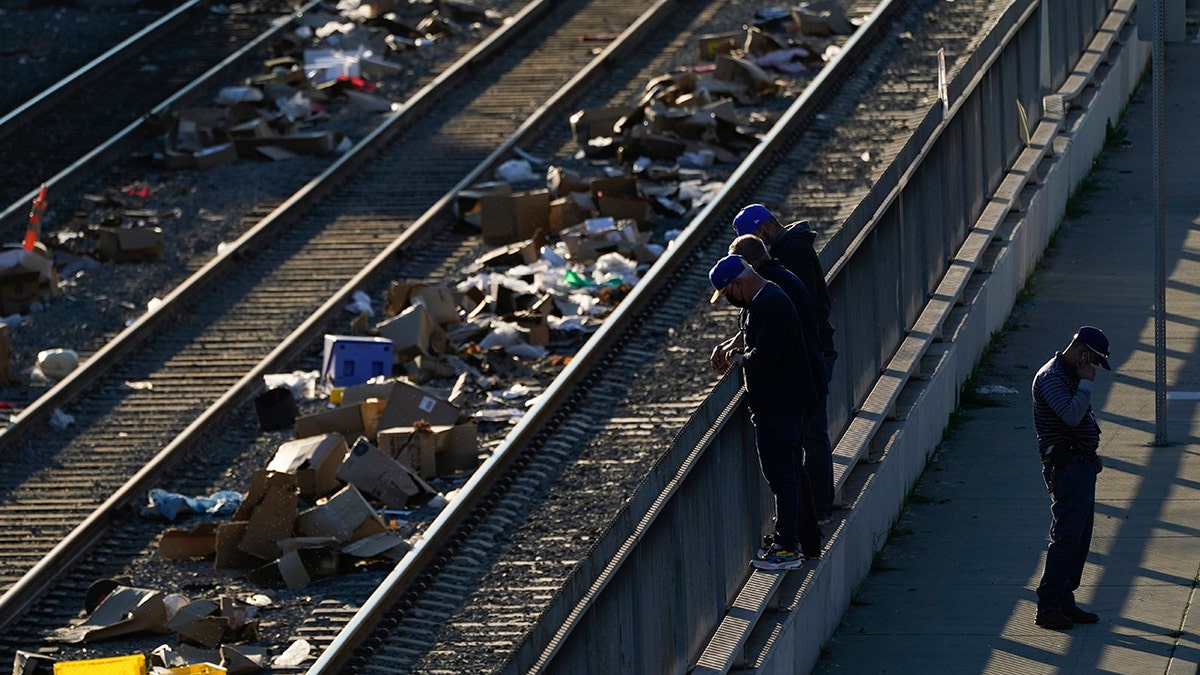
[235,471,298,561]
[375,304,452,360]
[160,523,220,560]
[265,433,348,499]
[51,586,170,643]
[296,484,387,542]
[480,189,551,245]
[335,438,435,508]
[377,423,479,479]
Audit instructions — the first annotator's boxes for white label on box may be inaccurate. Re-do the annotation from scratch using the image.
[419,396,437,412]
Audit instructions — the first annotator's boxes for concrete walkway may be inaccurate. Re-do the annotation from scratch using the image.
[812,33,1200,675]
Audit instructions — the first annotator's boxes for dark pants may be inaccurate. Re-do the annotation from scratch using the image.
[751,409,819,551]
[804,397,834,521]
[1036,454,1096,612]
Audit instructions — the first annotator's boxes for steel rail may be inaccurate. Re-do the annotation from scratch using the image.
[0,1,321,237]
[0,1,201,132]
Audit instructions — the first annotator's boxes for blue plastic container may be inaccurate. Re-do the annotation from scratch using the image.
[322,335,394,387]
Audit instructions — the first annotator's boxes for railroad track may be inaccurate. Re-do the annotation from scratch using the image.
[0,0,810,663]
[0,0,302,214]
[322,0,1022,669]
[0,0,1032,670]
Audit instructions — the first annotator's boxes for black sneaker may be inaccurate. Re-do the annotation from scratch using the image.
[752,545,804,571]
[1063,606,1099,624]
[756,535,775,561]
[1035,609,1074,630]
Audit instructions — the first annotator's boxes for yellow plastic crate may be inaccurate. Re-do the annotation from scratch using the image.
[53,654,146,675]
[163,664,226,675]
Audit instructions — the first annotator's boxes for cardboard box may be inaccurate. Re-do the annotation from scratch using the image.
[569,106,637,144]
[480,189,551,244]
[293,398,387,443]
[379,379,460,428]
[215,522,261,569]
[560,218,649,262]
[335,438,433,508]
[618,134,686,162]
[410,284,461,326]
[549,196,591,233]
[167,599,226,648]
[163,146,197,170]
[341,531,410,560]
[589,175,639,200]
[96,226,164,262]
[265,433,348,499]
[296,484,387,541]
[278,547,341,590]
[0,271,44,316]
[172,107,230,153]
[159,523,219,560]
[456,181,512,227]
[375,304,451,360]
[378,423,478,478]
[322,335,394,386]
[51,587,167,644]
[546,165,589,196]
[236,471,298,561]
[596,192,650,224]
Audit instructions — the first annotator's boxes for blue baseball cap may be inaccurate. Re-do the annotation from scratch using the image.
[733,204,775,236]
[709,255,749,303]
[1074,326,1111,370]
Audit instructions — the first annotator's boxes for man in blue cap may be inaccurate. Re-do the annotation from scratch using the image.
[709,254,822,570]
[733,204,837,524]
[1031,325,1111,630]
[732,204,835,372]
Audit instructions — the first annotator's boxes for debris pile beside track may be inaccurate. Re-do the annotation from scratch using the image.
[3,0,857,669]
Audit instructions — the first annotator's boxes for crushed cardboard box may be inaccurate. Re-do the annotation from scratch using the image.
[335,437,436,508]
[264,433,348,499]
[377,422,479,479]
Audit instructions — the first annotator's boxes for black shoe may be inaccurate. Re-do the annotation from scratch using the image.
[1063,606,1099,624]
[1035,609,1074,630]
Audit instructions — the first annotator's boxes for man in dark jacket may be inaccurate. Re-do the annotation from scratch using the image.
[732,204,836,370]
[709,255,822,570]
[726,234,834,528]
[733,205,837,523]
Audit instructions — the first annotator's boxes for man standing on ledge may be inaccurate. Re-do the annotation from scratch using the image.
[1032,326,1110,630]
[732,204,838,524]
[709,255,822,570]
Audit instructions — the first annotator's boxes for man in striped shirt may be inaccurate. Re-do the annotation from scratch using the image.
[1031,326,1110,630]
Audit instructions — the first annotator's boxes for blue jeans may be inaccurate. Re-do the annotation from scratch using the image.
[751,409,818,550]
[1036,454,1096,612]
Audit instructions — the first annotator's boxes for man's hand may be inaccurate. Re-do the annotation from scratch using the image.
[1094,456,1104,474]
[710,343,730,374]
[710,343,743,375]
[1079,352,1097,381]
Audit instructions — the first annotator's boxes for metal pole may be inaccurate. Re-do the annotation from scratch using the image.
[1153,0,1168,445]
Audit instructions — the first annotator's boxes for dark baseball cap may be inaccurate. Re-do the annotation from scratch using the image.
[709,255,749,303]
[732,204,775,236]
[1074,326,1110,370]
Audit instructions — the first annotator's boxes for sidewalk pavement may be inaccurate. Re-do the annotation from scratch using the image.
[812,34,1200,675]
